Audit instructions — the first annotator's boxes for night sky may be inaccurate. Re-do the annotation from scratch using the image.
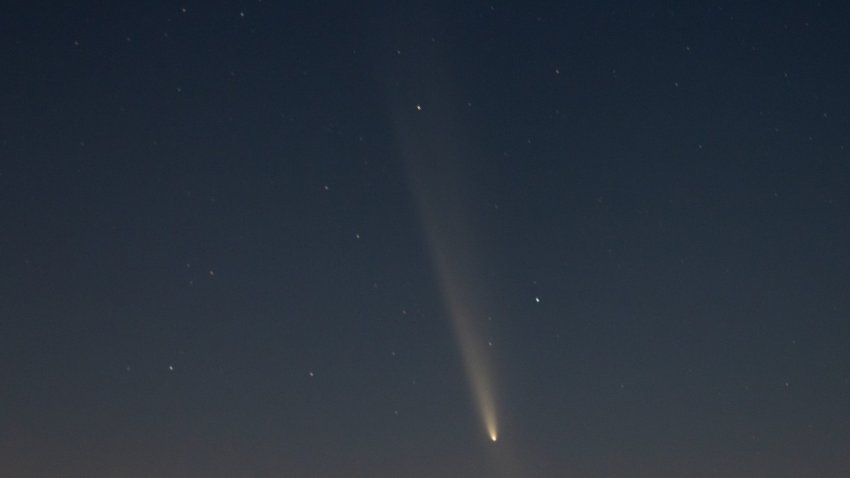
[3,1,850,477]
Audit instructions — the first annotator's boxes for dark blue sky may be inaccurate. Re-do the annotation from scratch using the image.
[2,1,849,476]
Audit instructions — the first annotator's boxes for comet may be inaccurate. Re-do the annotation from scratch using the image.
[438,270,500,445]
[390,84,501,444]
[428,215,500,446]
